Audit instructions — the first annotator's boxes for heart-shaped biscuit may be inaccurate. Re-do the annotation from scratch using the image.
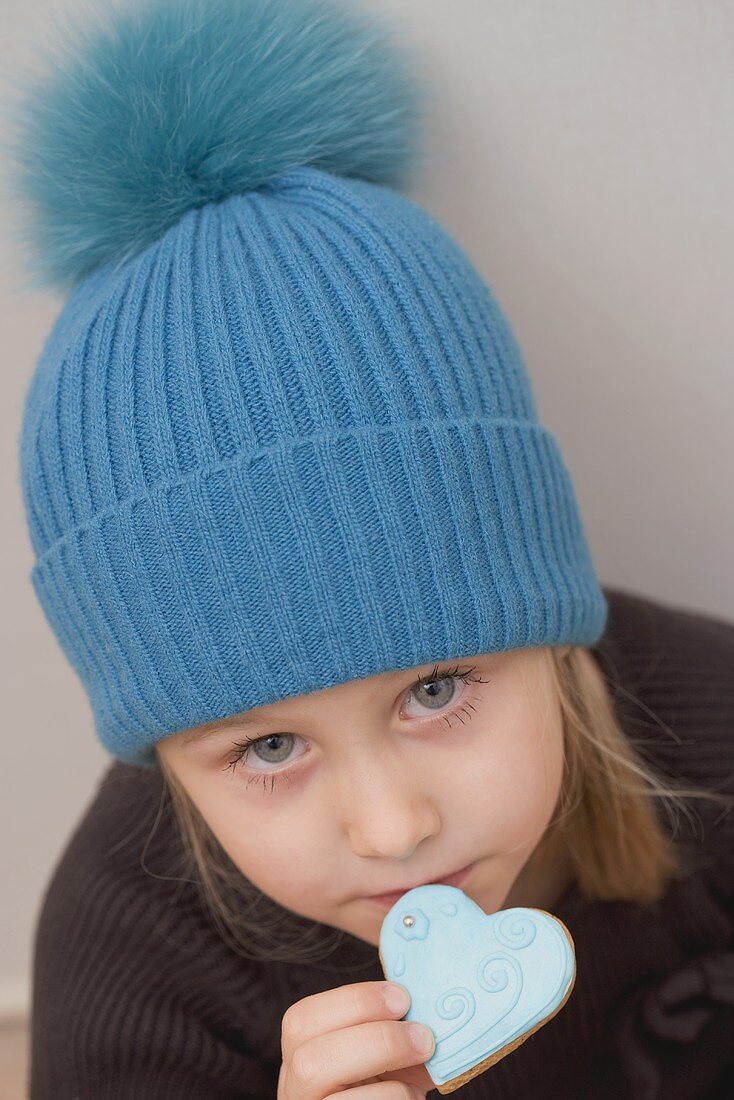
[378,884,576,1094]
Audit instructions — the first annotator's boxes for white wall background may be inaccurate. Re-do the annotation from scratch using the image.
[1,0,732,1019]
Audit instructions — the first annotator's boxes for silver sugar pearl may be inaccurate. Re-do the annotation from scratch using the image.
[402,914,415,928]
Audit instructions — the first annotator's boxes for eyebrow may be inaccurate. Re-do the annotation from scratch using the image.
[180,660,474,747]
[182,712,263,746]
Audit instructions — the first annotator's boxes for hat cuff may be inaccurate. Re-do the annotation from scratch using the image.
[30,416,608,767]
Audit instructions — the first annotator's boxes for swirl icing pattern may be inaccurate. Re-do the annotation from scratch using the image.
[378,884,577,1094]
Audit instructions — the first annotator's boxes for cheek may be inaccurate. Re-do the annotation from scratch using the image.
[196,784,329,901]
[464,711,564,849]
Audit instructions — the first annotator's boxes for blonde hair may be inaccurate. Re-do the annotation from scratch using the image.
[152,645,734,965]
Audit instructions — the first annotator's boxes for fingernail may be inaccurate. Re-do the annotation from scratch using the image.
[384,984,410,1014]
[409,1022,434,1056]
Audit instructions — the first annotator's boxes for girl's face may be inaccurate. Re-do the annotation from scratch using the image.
[157,645,573,947]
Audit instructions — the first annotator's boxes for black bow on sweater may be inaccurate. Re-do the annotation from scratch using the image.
[613,948,734,1100]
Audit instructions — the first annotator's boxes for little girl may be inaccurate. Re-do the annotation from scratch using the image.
[9,0,733,1097]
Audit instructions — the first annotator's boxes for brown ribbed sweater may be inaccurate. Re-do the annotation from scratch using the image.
[29,586,734,1099]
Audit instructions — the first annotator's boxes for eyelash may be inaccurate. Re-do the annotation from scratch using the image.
[222,663,490,795]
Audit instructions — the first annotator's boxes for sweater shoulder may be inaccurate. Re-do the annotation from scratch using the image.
[30,763,280,1097]
[599,585,734,674]
[32,762,202,961]
[596,586,734,851]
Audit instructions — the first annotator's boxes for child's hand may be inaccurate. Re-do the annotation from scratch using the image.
[277,980,436,1098]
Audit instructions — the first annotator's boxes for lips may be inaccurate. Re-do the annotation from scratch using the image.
[363,861,476,907]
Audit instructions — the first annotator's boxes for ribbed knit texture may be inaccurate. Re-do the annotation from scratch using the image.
[19,164,607,768]
[29,588,734,1099]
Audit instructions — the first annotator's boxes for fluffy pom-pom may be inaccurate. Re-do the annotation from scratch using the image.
[3,0,428,293]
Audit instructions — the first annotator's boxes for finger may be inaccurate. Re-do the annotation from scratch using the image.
[323,1082,424,1100]
[280,981,411,1062]
[284,1018,435,1099]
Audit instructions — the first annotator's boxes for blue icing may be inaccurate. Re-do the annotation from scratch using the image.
[378,884,576,1090]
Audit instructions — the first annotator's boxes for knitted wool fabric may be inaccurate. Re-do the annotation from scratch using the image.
[18,164,607,768]
[12,0,608,768]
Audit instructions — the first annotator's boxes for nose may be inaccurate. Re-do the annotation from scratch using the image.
[342,755,441,861]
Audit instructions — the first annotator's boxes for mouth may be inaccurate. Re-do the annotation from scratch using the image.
[361,861,477,908]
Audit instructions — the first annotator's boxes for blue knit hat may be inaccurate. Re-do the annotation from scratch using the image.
[9,0,607,769]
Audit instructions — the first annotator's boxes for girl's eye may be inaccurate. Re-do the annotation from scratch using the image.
[222,663,489,794]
